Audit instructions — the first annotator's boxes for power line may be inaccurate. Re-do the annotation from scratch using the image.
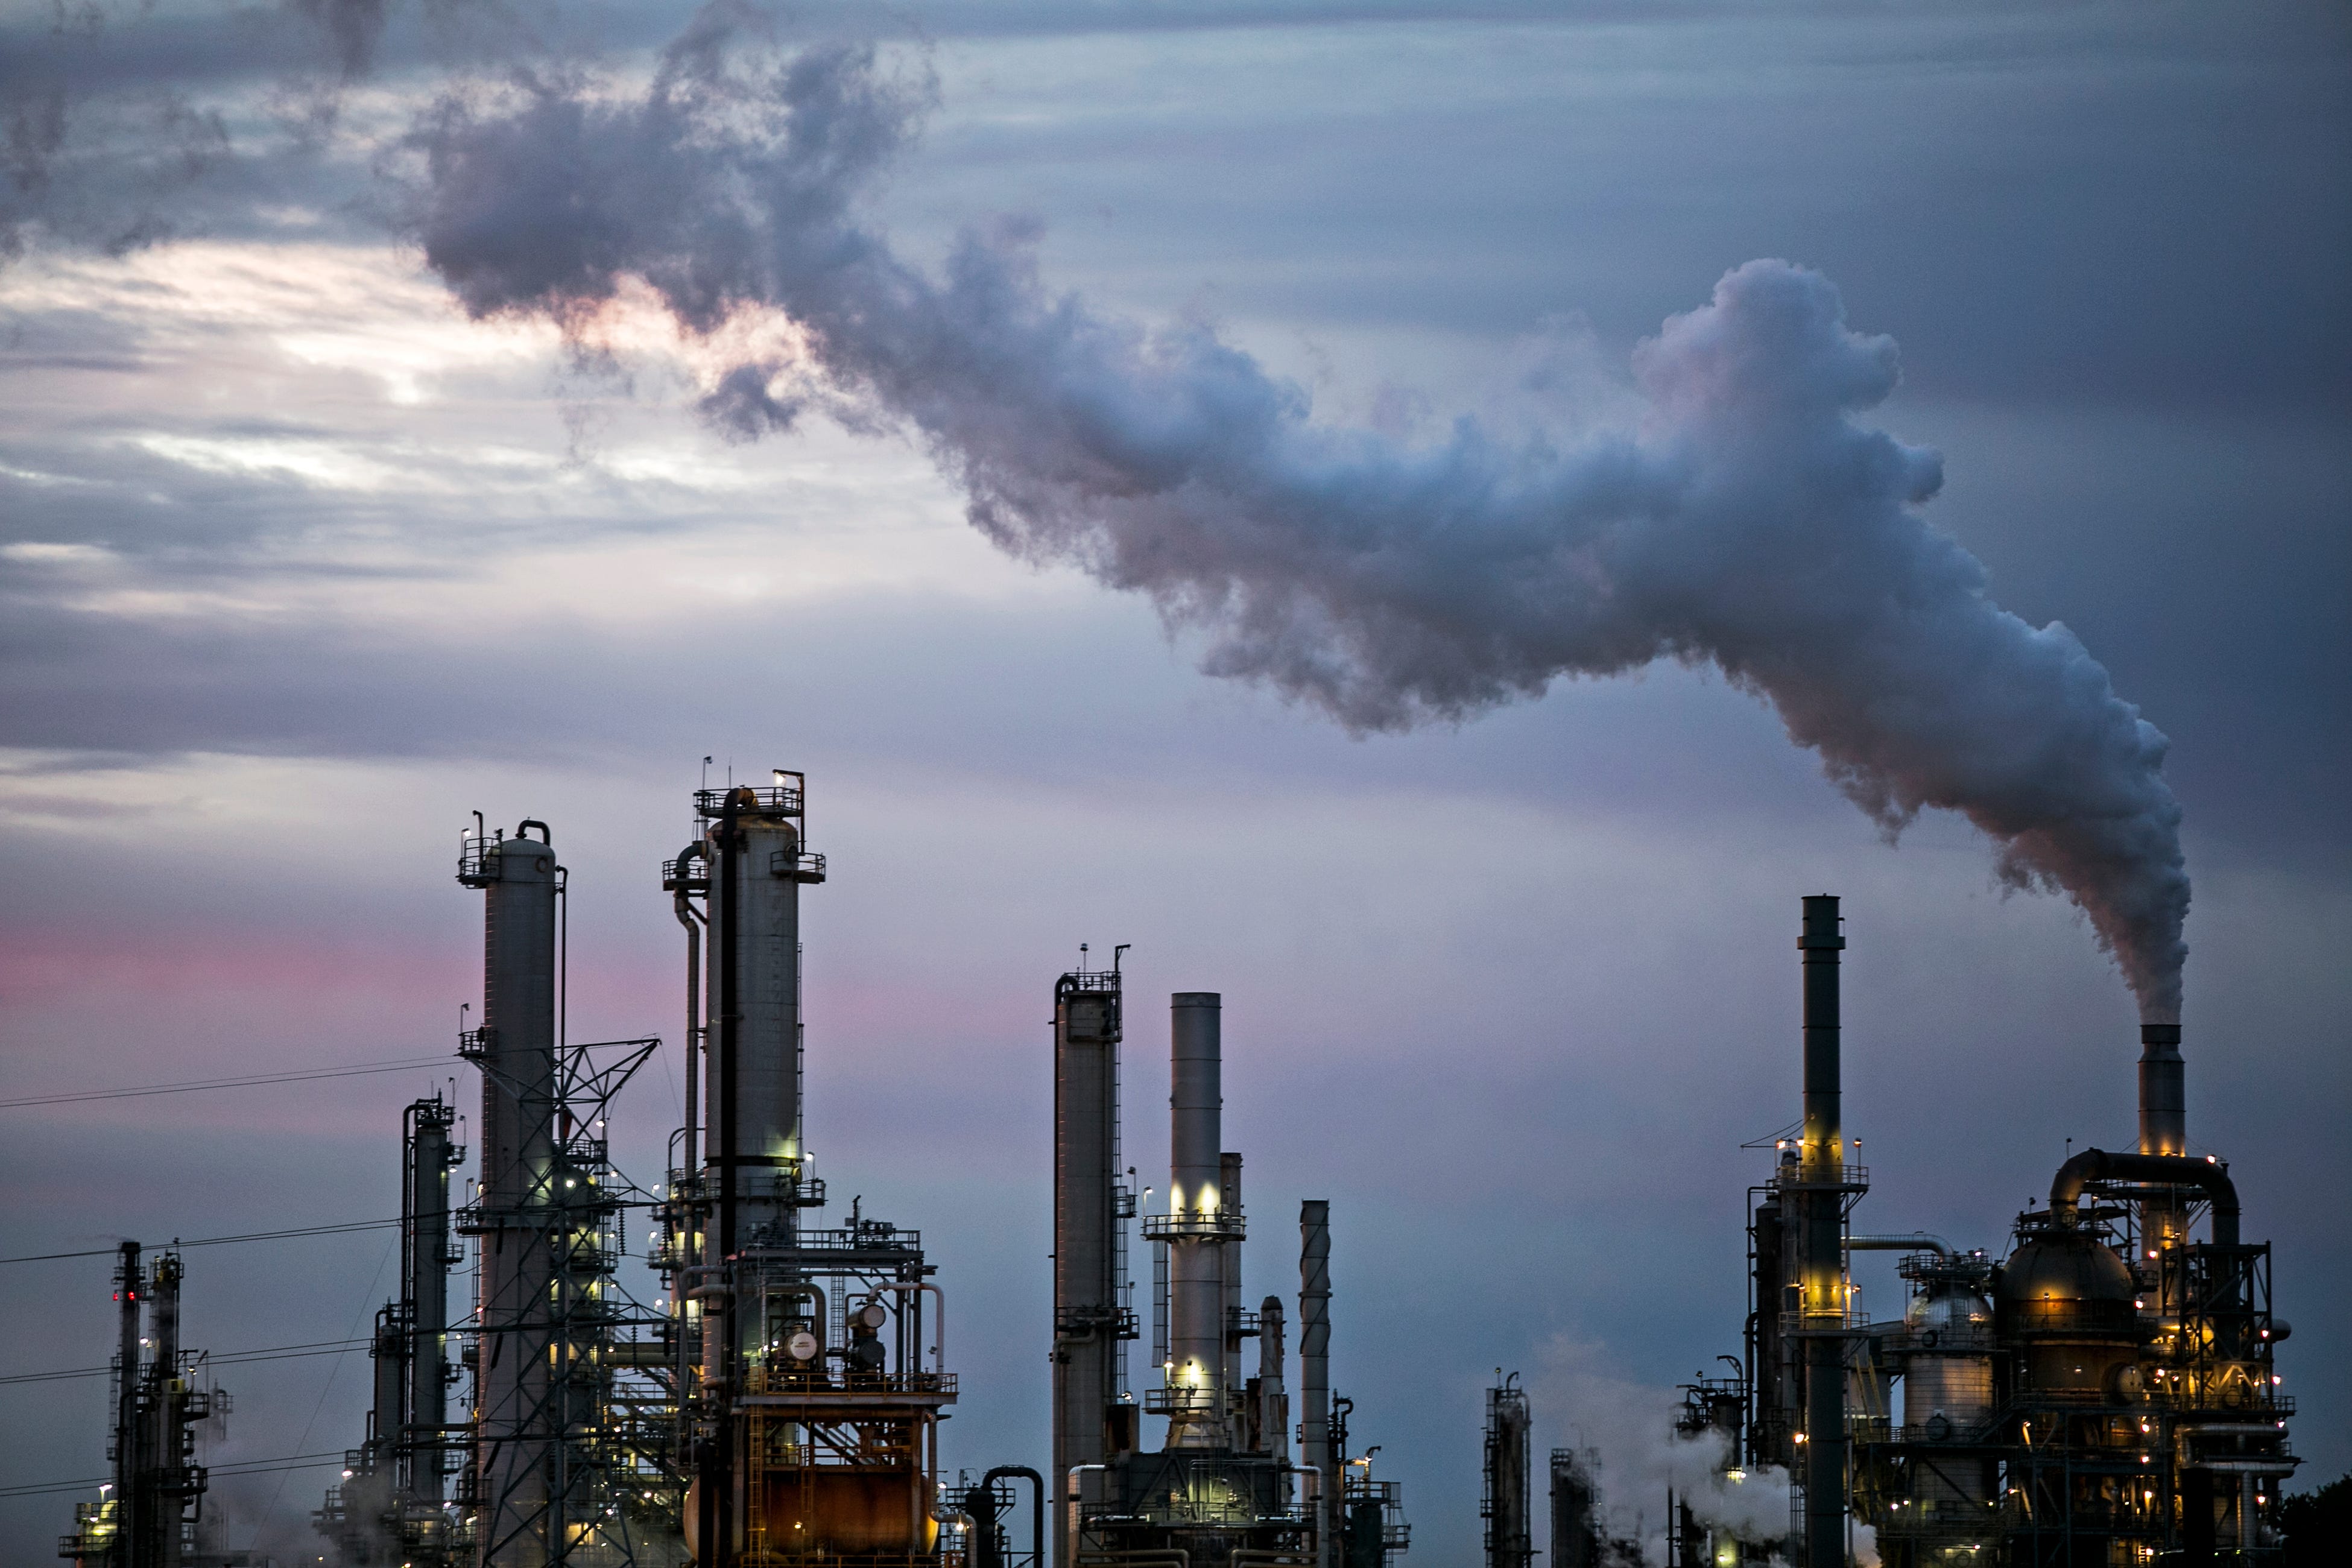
[0,1337,375,1386]
[0,1452,352,1500]
[0,1217,402,1266]
[0,1056,455,1110]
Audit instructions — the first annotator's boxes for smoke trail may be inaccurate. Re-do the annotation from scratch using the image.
[406,10,2190,1019]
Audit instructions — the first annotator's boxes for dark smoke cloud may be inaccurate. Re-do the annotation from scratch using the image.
[405,7,2191,1019]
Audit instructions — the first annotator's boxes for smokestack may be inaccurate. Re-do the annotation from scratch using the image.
[1052,963,1124,1568]
[2139,1022,2185,1157]
[1165,993,1229,1448]
[1298,1201,1333,1568]
[1795,894,1847,1568]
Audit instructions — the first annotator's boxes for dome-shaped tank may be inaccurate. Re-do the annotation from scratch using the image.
[1905,1286,1993,1338]
[2000,1225,2135,1331]
[2000,1222,2146,1397]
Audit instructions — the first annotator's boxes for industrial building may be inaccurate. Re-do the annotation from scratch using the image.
[1472,897,2301,1567]
[52,778,2301,1566]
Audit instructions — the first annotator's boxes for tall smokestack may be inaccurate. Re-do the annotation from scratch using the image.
[1796,894,1848,1568]
[2139,1022,2185,1157]
[1052,962,1124,1568]
[1298,1201,1333,1568]
[1164,993,1230,1448]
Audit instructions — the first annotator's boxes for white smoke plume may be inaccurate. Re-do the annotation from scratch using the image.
[1531,1336,1791,1564]
[406,7,2190,1019]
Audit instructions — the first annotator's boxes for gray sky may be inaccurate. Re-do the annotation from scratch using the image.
[1,1,2345,1560]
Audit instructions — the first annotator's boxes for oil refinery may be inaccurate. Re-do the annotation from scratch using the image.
[45,776,2301,1566]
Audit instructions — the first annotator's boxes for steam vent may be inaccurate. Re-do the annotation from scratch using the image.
[48,785,2295,1567]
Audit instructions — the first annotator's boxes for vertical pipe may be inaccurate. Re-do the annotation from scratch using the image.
[1299,1202,1333,1568]
[1797,895,1847,1568]
[1052,968,1121,1568]
[1222,1149,1245,1424]
[1166,993,1226,1448]
[464,824,559,1568]
[703,792,743,1568]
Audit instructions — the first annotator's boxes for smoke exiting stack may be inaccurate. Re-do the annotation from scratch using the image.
[1298,1201,1333,1568]
[2139,1023,2185,1158]
[1796,895,1848,1568]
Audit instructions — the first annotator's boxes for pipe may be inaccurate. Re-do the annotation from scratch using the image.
[672,843,707,1174]
[1298,1201,1333,1568]
[1845,1234,1953,1259]
[2050,1148,2239,1247]
[982,1466,1046,1568]
[1796,894,1847,1568]
[704,788,744,1568]
[1066,1464,1110,1566]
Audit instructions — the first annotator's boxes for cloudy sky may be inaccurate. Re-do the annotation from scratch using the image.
[1,0,2346,1559]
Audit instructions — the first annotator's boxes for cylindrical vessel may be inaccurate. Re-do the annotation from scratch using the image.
[1258,1297,1289,1464]
[1299,1201,1333,1568]
[466,826,559,1568]
[2137,1021,2189,1268]
[405,1098,456,1505]
[703,798,808,1250]
[1166,993,1227,1447]
[1796,895,1847,1568]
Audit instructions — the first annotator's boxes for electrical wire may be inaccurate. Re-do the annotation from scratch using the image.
[0,1217,404,1266]
[0,1056,454,1110]
[0,1338,375,1386]
[0,1452,353,1499]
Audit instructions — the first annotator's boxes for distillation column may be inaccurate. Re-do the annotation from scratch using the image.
[462,822,560,1568]
[1164,993,1232,1449]
[1796,896,1848,1568]
[694,780,823,1566]
[1053,966,1124,1568]
[405,1096,458,1507]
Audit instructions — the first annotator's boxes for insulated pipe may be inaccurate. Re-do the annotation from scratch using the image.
[1066,1464,1110,1566]
[1845,1234,1953,1259]
[672,843,706,1174]
[1166,993,1227,1448]
[1298,1202,1333,1568]
[981,1466,1046,1568]
[704,791,743,1568]
[1797,895,1847,1568]
[2050,1148,2240,1248]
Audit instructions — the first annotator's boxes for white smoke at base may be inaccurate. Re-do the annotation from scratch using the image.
[404,7,2191,1020]
[1531,1335,1792,1565]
